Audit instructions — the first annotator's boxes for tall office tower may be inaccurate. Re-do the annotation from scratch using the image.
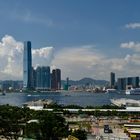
[66,77,69,88]
[117,78,126,90]
[66,77,69,90]
[126,77,133,86]
[132,77,139,88]
[23,41,32,90]
[31,67,36,89]
[126,76,139,88]
[51,69,61,90]
[117,76,139,90]
[51,70,56,90]
[36,66,51,90]
[110,72,115,88]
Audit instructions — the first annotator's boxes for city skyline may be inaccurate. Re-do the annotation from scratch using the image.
[23,41,61,91]
[0,1,140,80]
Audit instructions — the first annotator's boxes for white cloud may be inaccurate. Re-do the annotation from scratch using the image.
[1,35,140,81]
[120,41,140,52]
[32,47,54,67]
[52,46,103,80]
[125,23,140,29]
[107,58,127,71]
[52,46,130,80]
[51,43,140,80]
[0,35,54,80]
[126,54,140,65]
[0,35,23,79]
[124,54,131,62]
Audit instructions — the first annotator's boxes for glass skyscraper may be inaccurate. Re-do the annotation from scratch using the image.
[51,69,61,90]
[23,41,32,90]
[117,76,139,90]
[110,72,115,88]
[36,66,51,90]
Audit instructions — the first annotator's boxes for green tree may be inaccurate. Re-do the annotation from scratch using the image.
[0,105,69,140]
[36,111,69,140]
[71,129,87,140]
[24,122,42,140]
[0,105,23,140]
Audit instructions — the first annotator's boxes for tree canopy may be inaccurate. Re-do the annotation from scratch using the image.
[0,105,69,140]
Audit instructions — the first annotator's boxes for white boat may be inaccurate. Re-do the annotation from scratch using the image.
[105,89,118,93]
[126,88,140,95]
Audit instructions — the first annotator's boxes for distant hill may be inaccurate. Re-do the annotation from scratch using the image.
[62,77,109,87]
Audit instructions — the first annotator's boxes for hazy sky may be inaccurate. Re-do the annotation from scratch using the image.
[0,0,140,80]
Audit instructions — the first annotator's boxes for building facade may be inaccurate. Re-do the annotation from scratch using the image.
[2,80,23,91]
[51,69,61,90]
[117,76,139,90]
[23,41,32,90]
[117,78,126,90]
[132,77,139,88]
[31,67,36,89]
[110,72,115,88]
[36,66,51,90]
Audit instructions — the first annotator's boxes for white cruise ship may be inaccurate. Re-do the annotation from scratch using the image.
[126,88,140,95]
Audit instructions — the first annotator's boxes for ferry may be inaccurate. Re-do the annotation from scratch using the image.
[126,88,140,95]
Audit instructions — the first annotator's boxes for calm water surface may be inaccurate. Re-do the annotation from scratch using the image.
[0,91,140,107]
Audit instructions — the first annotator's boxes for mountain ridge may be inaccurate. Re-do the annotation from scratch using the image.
[62,77,109,86]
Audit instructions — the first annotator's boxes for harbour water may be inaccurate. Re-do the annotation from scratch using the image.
[0,91,140,107]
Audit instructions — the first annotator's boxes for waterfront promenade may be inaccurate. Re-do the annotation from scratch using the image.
[28,106,140,112]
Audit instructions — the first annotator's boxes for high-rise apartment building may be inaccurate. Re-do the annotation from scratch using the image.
[126,77,139,88]
[117,78,126,90]
[23,41,32,90]
[110,72,115,88]
[36,66,51,90]
[31,67,36,89]
[132,77,139,88]
[64,77,69,90]
[51,69,61,90]
[117,76,139,90]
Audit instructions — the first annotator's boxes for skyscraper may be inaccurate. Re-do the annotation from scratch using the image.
[64,77,69,90]
[126,77,139,88]
[132,77,139,88]
[31,67,36,89]
[117,78,126,90]
[51,69,61,90]
[36,66,51,90]
[117,76,139,90]
[110,72,115,88]
[23,41,32,90]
